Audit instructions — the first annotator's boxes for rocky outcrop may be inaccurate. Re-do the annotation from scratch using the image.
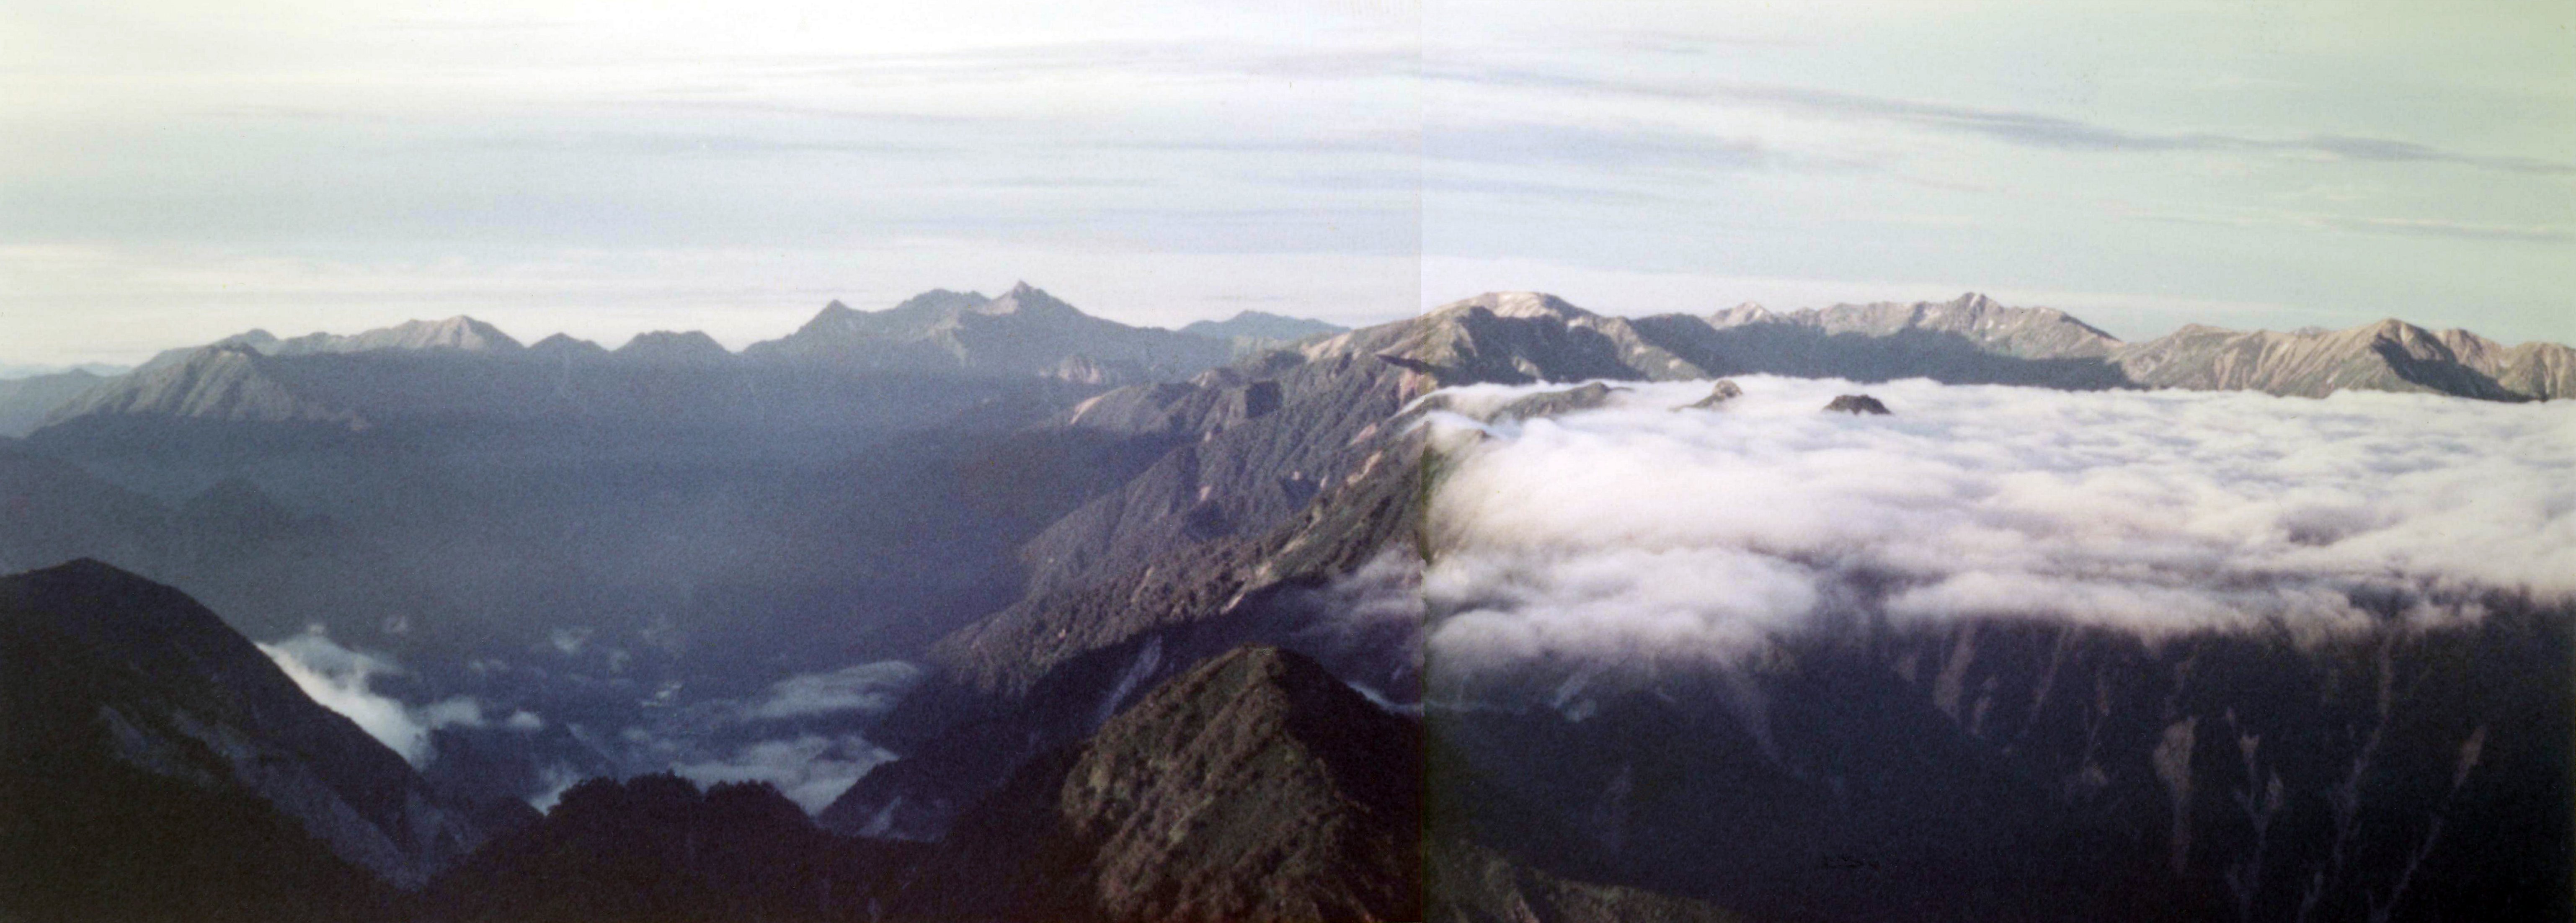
[1677,379,1743,410]
[1488,382,1627,423]
[893,646,1422,923]
[1823,393,1890,414]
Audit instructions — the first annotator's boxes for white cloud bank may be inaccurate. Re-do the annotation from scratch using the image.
[259,629,537,765]
[1421,377,2576,674]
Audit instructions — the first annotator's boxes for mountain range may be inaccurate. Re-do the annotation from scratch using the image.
[3,283,2568,921]
[10,288,2565,440]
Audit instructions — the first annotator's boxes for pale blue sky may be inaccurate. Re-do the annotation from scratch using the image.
[3,0,2569,364]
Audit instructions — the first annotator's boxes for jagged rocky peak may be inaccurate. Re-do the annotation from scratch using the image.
[1825,393,1891,415]
[911,645,1422,922]
[1680,378,1744,410]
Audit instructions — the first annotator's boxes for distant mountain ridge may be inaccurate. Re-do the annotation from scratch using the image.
[38,286,2570,438]
[743,282,1232,380]
[0,369,106,436]
[1643,291,2571,400]
[1181,311,1350,358]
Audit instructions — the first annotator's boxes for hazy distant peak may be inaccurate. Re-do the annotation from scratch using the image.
[613,329,733,364]
[1178,310,1347,344]
[528,333,608,358]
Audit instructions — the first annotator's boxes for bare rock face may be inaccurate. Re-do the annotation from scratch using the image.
[898,645,1422,923]
[1824,394,1890,415]
[1679,379,1744,410]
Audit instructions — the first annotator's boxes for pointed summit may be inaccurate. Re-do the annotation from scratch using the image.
[976,282,1082,318]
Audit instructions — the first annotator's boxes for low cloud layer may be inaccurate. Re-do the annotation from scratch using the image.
[1421,377,2576,676]
[746,662,923,721]
[674,735,901,815]
[260,629,536,765]
[596,660,924,814]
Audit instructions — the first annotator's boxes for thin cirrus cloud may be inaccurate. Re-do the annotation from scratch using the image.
[1419,377,2576,686]
[1435,64,2576,178]
[5,0,2571,363]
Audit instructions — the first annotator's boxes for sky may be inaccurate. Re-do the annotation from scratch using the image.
[3,0,2570,365]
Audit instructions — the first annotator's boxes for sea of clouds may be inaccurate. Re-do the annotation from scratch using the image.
[1419,376,2576,676]
[264,627,918,813]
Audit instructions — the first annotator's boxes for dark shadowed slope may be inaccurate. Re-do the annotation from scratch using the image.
[1430,606,2574,923]
[422,774,919,923]
[0,561,499,921]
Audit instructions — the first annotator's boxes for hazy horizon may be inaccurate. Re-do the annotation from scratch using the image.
[7,0,2570,365]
